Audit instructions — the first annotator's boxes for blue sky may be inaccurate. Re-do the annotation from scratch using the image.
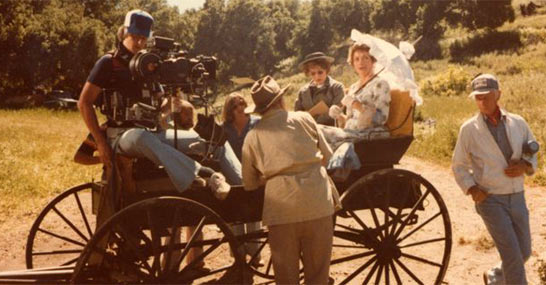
[166,0,206,12]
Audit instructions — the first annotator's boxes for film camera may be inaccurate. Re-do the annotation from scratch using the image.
[130,36,217,96]
[100,36,218,128]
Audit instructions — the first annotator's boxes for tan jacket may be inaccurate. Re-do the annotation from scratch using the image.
[242,109,337,226]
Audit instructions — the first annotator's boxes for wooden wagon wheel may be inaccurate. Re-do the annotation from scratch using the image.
[26,182,97,269]
[331,169,452,285]
[71,196,249,284]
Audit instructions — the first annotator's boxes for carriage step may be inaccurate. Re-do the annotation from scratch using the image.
[0,265,73,284]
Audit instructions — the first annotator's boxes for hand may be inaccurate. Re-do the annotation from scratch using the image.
[504,159,528,177]
[329,105,342,119]
[96,140,113,168]
[468,185,488,204]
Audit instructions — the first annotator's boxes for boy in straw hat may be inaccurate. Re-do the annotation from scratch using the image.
[242,75,338,284]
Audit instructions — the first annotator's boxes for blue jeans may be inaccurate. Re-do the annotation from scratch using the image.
[475,192,531,285]
[109,128,242,192]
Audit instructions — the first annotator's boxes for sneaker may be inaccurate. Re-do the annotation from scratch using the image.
[209,172,231,200]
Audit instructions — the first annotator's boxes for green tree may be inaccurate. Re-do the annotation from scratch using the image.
[452,0,515,30]
[193,0,225,56]
[328,0,372,40]
[218,0,277,79]
[293,0,333,59]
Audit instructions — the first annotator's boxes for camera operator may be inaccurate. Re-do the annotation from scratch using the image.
[78,9,238,193]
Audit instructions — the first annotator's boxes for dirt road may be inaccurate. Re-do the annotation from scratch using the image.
[1,156,544,284]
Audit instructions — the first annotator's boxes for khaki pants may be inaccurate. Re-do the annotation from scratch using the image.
[268,215,333,285]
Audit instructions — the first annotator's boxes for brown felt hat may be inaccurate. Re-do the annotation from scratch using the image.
[245,76,290,114]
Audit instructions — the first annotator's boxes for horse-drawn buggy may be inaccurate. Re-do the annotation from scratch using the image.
[0,84,451,284]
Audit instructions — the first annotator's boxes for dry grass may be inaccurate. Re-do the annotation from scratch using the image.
[0,108,102,222]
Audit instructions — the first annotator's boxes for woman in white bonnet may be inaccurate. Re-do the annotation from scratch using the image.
[330,41,391,132]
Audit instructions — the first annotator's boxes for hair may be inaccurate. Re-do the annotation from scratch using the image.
[117,25,129,43]
[302,59,331,75]
[347,42,377,66]
[222,92,247,123]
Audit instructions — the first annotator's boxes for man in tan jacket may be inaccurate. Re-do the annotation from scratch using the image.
[242,75,337,284]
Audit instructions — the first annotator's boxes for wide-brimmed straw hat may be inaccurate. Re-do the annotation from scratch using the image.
[245,76,290,114]
[298,52,334,70]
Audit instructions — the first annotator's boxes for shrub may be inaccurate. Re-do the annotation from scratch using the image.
[449,30,522,61]
[420,66,471,97]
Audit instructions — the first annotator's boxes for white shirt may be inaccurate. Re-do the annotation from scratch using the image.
[452,109,538,195]
[452,109,537,195]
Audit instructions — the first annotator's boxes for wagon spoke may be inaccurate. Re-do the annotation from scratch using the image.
[389,260,402,284]
[52,206,89,243]
[88,243,150,279]
[389,178,413,236]
[111,230,153,273]
[347,211,380,243]
[399,237,446,249]
[384,261,390,284]
[373,263,384,285]
[163,208,182,276]
[331,250,375,266]
[338,256,376,285]
[37,228,86,247]
[249,237,268,266]
[397,211,442,243]
[383,178,392,239]
[147,210,162,276]
[179,235,226,279]
[61,256,80,266]
[393,187,431,239]
[331,244,367,249]
[401,252,442,267]
[363,192,384,240]
[73,191,93,238]
[363,261,380,285]
[33,249,82,256]
[335,223,362,233]
[265,254,274,276]
[175,216,207,270]
[394,258,424,285]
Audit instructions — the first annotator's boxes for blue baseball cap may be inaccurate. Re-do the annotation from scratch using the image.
[469,73,499,98]
[124,9,154,38]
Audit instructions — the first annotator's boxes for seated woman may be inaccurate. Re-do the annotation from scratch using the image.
[321,41,392,180]
[329,42,390,136]
[221,93,263,267]
[294,52,345,126]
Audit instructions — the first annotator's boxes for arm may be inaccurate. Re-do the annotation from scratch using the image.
[316,123,333,166]
[505,121,538,177]
[451,127,489,203]
[78,82,112,167]
[451,126,479,195]
[294,89,304,111]
[241,132,265,190]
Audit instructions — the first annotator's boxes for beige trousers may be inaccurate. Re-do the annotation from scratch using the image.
[268,215,333,285]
